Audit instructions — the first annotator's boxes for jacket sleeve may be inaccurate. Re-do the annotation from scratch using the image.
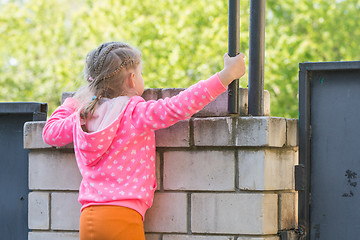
[130,73,227,131]
[42,98,79,147]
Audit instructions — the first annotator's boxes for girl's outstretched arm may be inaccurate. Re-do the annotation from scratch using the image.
[42,98,78,147]
[130,53,246,131]
[130,72,227,131]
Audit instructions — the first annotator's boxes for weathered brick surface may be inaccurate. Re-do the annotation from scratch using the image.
[61,92,75,104]
[28,192,50,230]
[238,149,297,190]
[239,88,249,116]
[161,88,185,99]
[235,117,286,147]
[29,232,79,240]
[194,117,286,147]
[145,234,162,240]
[144,193,187,233]
[51,192,81,230]
[24,121,51,149]
[260,90,271,117]
[24,121,74,150]
[191,193,278,234]
[193,117,235,146]
[279,192,297,230]
[238,89,271,116]
[142,88,162,101]
[237,237,279,240]
[29,151,81,190]
[163,235,236,240]
[163,150,235,191]
[286,119,298,146]
[155,120,190,147]
[26,90,299,239]
[194,91,229,117]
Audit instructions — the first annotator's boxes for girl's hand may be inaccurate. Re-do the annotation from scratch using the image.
[218,53,246,86]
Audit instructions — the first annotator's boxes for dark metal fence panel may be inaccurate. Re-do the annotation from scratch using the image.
[298,61,360,240]
[0,102,47,240]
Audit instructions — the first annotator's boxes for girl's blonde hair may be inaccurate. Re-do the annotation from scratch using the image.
[76,42,142,122]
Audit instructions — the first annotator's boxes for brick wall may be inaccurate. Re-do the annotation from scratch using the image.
[24,89,298,240]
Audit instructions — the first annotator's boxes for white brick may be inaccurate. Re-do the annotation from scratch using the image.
[144,193,187,233]
[145,234,162,240]
[142,88,161,101]
[156,120,190,147]
[28,192,49,230]
[279,192,297,230]
[264,90,271,116]
[164,235,235,240]
[161,88,185,99]
[235,117,286,147]
[193,89,270,117]
[191,193,278,234]
[194,117,286,147]
[239,88,249,116]
[61,92,75,104]
[286,119,298,146]
[24,122,51,149]
[29,150,81,190]
[164,151,235,191]
[193,117,234,146]
[238,149,296,190]
[51,192,81,230]
[194,91,229,117]
[238,89,271,117]
[29,232,79,240]
[237,237,279,240]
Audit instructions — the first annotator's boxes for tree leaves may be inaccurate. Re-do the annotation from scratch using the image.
[1,0,359,117]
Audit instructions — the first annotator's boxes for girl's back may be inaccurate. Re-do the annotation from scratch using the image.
[42,41,245,240]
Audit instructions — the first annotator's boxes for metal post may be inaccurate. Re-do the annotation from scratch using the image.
[248,0,265,116]
[228,0,240,114]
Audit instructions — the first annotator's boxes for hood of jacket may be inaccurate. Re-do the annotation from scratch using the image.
[74,96,132,167]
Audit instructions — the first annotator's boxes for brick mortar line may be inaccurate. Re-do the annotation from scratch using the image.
[29,190,79,193]
[187,193,192,234]
[29,146,298,157]
[29,229,79,233]
[49,192,52,230]
[154,190,295,194]
[189,118,195,147]
[30,189,296,194]
[27,145,299,151]
[277,193,281,233]
[157,233,280,237]
[235,150,240,193]
[157,146,298,152]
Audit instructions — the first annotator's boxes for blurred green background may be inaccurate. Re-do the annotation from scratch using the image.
[1,0,359,117]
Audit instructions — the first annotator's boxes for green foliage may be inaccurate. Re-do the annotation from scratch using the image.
[1,0,359,117]
[265,0,360,117]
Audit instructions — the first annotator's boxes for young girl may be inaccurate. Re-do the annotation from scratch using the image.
[43,41,245,240]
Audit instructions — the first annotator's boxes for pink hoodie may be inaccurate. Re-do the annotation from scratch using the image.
[43,73,227,219]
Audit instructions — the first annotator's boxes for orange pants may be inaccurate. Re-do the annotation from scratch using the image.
[79,205,145,240]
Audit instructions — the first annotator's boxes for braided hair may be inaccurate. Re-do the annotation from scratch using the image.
[79,42,142,123]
